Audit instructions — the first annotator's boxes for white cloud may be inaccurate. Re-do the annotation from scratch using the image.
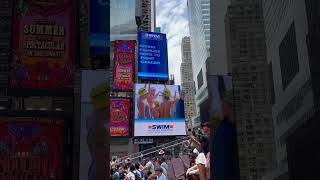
[156,0,189,85]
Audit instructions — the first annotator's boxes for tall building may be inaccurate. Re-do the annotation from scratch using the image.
[210,0,231,74]
[180,37,196,131]
[135,0,156,32]
[200,0,210,53]
[225,0,276,179]
[187,0,211,126]
[262,0,319,179]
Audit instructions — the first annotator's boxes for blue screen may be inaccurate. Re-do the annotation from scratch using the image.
[89,0,109,56]
[138,32,169,80]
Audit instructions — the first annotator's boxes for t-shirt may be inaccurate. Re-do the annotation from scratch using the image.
[196,153,207,167]
[157,174,168,180]
[146,161,154,173]
[161,163,168,176]
[126,171,135,180]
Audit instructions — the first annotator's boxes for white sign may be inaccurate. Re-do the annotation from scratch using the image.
[134,119,187,136]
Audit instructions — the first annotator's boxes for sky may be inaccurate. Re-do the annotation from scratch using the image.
[156,0,190,85]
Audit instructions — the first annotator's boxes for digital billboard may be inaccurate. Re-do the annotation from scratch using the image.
[89,0,109,56]
[110,0,137,41]
[10,0,75,91]
[0,118,64,180]
[113,40,135,91]
[138,32,169,80]
[134,83,186,136]
[110,98,131,136]
[80,70,109,180]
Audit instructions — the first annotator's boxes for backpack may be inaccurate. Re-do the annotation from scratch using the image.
[134,171,142,180]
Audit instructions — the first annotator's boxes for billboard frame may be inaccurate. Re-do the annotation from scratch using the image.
[112,40,136,92]
[109,97,133,137]
[8,0,78,97]
[0,110,73,180]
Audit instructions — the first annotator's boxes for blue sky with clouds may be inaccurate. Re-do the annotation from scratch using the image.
[156,0,189,85]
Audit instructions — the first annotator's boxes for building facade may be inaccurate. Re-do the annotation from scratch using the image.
[200,0,210,53]
[225,0,276,179]
[210,0,231,75]
[187,0,211,125]
[136,0,156,32]
[262,0,317,179]
[180,37,197,131]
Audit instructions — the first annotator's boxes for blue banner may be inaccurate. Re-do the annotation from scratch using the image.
[89,0,109,56]
[138,32,169,80]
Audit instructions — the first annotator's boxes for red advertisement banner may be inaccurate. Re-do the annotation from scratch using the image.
[110,99,131,136]
[113,40,135,91]
[10,0,75,90]
[0,118,64,180]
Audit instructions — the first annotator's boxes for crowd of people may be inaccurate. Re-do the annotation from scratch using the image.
[110,129,210,180]
[110,154,169,180]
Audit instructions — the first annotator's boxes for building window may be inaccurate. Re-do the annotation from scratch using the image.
[197,70,204,90]
[279,23,299,89]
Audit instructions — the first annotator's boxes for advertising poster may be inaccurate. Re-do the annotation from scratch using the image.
[0,118,64,180]
[113,40,135,91]
[134,83,186,136]
[138,32,169,80]
[206,75,240,180]
[10,0,75,91]
[89,0,109,56]
[110,98,130,136]
[80,70,109,180]
[110,0,136,41]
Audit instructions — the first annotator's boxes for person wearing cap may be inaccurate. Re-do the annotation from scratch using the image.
[137,84,151,118]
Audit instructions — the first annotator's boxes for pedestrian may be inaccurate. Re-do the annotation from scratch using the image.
[145,158,155,173]
[154,167,167,180]
[160,157,168,177]
[135,163,143,179]
[125,165,136,180]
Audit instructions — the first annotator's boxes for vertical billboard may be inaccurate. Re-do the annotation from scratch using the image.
[110,0,137,41]
[10,0,75,91]
[80,70,109,180]
[206,75,240,180]
[113,40,135,91]
[138,32,169,80]
[134,83,186,136]
[89,0,109,56]
[0,118,64,180]
[110,98,131,136]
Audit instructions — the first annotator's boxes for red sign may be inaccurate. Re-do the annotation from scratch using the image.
[110,99,131,136]
[10,0,75,90]
[113,40,135,91]
[0,118,64,180]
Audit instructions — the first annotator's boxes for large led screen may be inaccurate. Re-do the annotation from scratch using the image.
[134,83,186,136]
[138,32,169,80]
[10,0,75,91]
[0,118,64,180]
[80,70,109,180]
[89,0,109,56]
[113,40,135,91]
[110,98,131,136]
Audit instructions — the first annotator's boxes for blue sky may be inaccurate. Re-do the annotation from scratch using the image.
[156,0,190,85]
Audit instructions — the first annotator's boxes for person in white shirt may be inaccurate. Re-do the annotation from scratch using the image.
[125,165,136,180]
[186,143,209,180]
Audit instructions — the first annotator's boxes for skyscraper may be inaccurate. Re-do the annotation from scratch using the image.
[225,0,276,179]
[200,0,210,53]
[187,0,211,125]
[136,0,156,32]
[262,0,318,179]
[210,0,231,74]
[180,37,196,131]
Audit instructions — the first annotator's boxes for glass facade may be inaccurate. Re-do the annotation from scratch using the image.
[110,0,137,41]
[187,0,209,91]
